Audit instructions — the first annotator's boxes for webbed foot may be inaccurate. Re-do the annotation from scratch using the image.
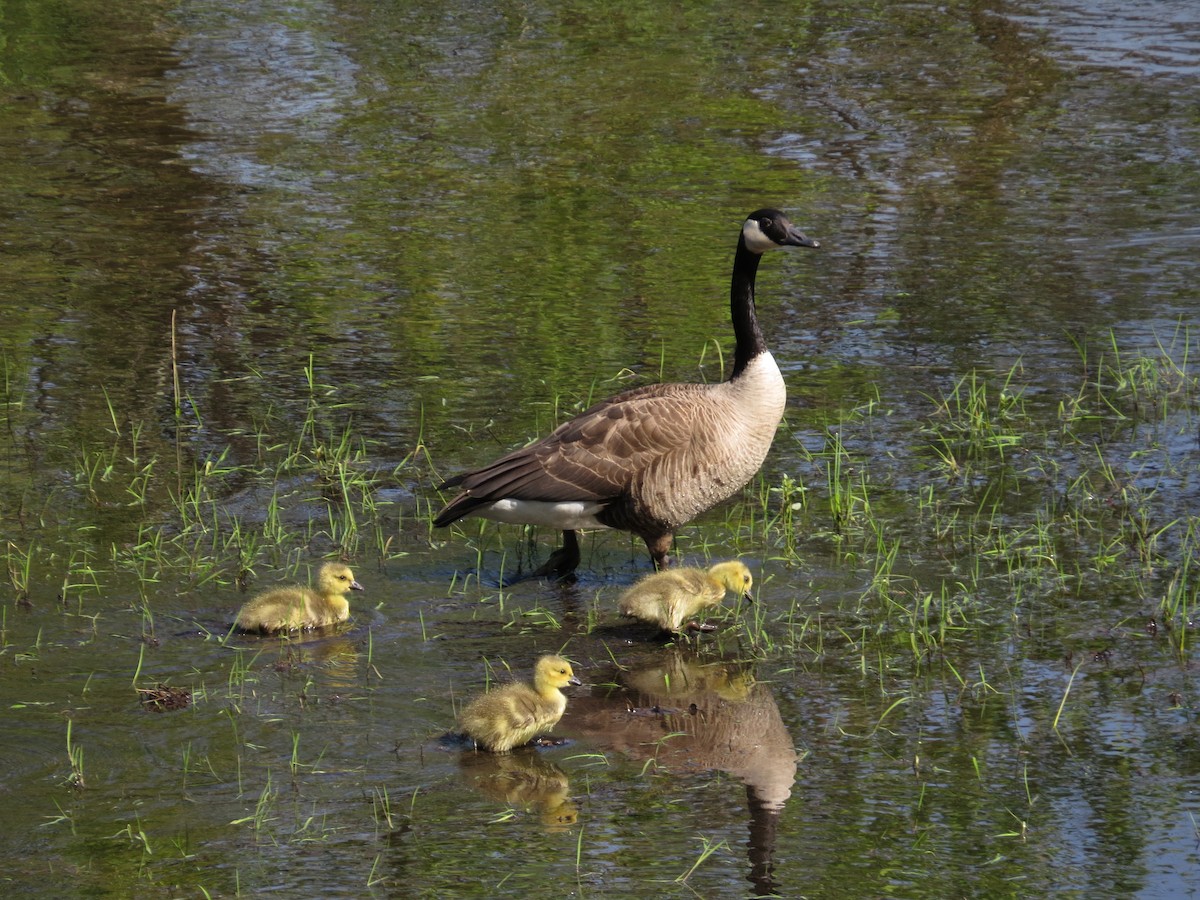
[503,530,581,586]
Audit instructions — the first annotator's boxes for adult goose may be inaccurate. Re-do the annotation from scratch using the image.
[433,208,818,578]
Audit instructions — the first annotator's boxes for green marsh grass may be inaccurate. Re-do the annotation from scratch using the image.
[5,327,1200,897]
[675,835,730,885]
[1090,325,1196,421]
[823,429,872,538]
[30,361,443,615]
[742,326,1200,704]
[769,472,807,558]
[921,365,1028,475]
[64,718,85,791]
[232,771,278,836]
[5,539,34,602]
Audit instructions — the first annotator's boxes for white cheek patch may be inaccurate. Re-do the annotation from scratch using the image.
[742,218,778,253]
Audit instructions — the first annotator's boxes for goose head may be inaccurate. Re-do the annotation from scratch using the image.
[741,208,819,255]
[316,562,364,597]
[710,560,755,601]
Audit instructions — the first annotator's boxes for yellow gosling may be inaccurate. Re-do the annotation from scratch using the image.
[618,560,753,633]
[460,655,581,753]
[235,562,364,633]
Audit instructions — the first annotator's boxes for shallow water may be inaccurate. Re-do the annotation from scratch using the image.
[2,0,1200,897]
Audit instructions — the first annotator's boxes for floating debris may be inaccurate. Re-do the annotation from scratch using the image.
[137,683,192,713]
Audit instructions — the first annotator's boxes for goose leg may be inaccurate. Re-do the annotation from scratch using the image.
[645,533,674,570]
[528,530,581,581]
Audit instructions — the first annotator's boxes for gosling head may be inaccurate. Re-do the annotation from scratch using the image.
[742,208,819,255]
[535,655,582,691]
[710,561,754,602]
[316,562,365,597]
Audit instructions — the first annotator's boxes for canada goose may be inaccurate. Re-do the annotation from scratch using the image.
[234,562,364,633]
[433,209,818,578]
[459,654,582,752]
[618,560,753,633]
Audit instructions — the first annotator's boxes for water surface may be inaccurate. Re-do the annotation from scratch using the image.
[1,0,1199,897]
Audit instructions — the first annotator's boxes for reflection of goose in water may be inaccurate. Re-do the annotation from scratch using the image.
[564,650,797,896]
[458,748,578,832]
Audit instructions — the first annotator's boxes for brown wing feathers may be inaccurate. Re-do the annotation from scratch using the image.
[433,384,714,526]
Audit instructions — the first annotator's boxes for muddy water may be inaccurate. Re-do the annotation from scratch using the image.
[2,0,1199,897]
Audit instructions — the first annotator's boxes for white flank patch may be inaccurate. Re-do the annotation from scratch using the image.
[475,499,611,530]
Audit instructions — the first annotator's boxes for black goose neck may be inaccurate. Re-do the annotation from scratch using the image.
[730,237,766,379]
